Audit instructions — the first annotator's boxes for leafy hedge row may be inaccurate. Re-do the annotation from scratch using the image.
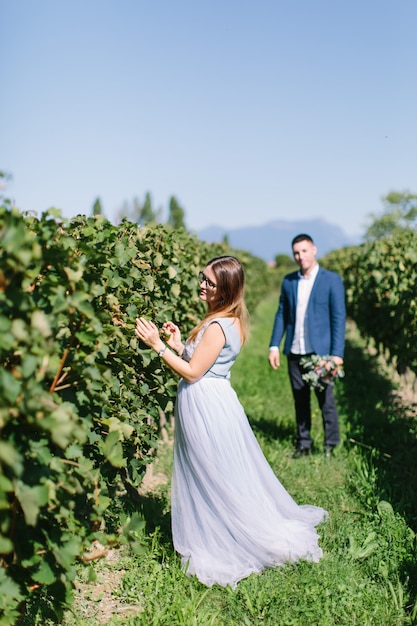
[0,204,274,623]
[322,229,417,375]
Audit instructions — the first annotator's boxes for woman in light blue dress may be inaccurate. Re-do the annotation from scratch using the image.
[135,256,327,589]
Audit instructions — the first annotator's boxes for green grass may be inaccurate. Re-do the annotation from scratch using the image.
[35,295,417,625]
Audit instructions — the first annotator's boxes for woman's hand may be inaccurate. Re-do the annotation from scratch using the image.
[161,321,184,354]
[135,318,164,353]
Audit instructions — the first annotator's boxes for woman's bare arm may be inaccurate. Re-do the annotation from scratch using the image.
[135,318,225,383]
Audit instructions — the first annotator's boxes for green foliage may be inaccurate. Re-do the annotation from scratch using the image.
[118,192,163,226]
[0,208,100,622]
[140,192,156,225]
[0,203,273,621]
[332,189,417,375]
[322,229,417,375]
[0,172,12,201]
[364,190,417,241]
[273,253,296,270]
[92,197,103,216]
[167,196,186,230]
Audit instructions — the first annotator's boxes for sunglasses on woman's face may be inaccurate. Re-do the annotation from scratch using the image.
[198,271,216,290]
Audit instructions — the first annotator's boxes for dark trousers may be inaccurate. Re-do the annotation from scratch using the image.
[287,354,340,449]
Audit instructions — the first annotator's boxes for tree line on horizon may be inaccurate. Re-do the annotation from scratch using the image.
[93,192,187,230]
[97,188,417,251]
[1,170,417,251]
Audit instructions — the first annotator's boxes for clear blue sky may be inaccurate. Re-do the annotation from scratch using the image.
[2,0,416,239]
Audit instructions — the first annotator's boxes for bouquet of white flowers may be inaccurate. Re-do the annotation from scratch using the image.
[299,354,345,391]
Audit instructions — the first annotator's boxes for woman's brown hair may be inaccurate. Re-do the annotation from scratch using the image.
[188,256,249,344]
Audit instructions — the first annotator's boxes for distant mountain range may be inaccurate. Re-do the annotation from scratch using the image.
[197,219,361,262]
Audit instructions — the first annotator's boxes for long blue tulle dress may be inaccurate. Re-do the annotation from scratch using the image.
[171,318,328,588]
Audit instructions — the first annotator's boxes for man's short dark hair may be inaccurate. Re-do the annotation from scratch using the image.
[291,233,314,247]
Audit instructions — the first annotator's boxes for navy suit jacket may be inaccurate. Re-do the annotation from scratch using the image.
[269,267,346,357]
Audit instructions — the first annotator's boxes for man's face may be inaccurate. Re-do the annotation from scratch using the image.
[292,240,317,275]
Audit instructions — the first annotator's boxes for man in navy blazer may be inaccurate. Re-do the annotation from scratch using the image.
[268,234,346,458]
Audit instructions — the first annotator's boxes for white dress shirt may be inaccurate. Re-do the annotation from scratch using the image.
[290,263,319,355]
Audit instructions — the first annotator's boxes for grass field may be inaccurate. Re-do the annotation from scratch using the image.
[32,295,417,625]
